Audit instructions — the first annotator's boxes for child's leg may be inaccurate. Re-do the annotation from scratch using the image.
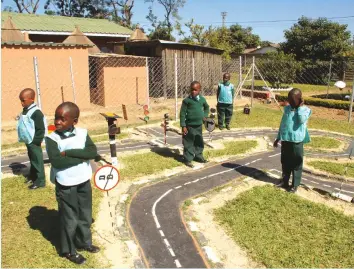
[217,103,225,128]
[26,143,45,187]
[56,182,79,255]
[183,126,196,162]
[292,142,304,188]
[280,141,292,186]
[75,180,93,248]
[193,125,205,160]
[224,104,233,127]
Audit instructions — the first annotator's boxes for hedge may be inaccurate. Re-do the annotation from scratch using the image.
[275,94,352,110]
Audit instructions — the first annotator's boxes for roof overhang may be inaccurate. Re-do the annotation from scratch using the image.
[21,30,130,38]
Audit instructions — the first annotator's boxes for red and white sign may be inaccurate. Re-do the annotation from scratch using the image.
[94,165,120,191]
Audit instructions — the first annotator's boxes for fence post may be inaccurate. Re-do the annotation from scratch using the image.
[251,56,255,107]
[146,57,150,109]
[192,56,195,81]
[174,53,178,120]
[326,59,333,99]
[348,76,354,123]
[239,56,243,98]
[69,57,77,103]
[33,56,42,110]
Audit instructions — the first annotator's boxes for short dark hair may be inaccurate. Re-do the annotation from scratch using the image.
[288,88,302,98]
[20,88,35,99]
[57,102,80,119]
[190,80,201,88]
[223,72,230,77]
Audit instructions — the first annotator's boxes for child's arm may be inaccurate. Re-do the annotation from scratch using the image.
[203,99,210,118]
[231,84,235,101]
[180,99,187,127]
[216,84,221,101]
[64,134,97,159]
[274,112,286,147]
[297,106,311,124]
[46,137,86,169]
[31,110,45,146]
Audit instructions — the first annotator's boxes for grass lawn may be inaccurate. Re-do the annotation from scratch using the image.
[205,140,258,159]
[229,105,354,136]
[307,160,354,177]
[1,177,104,268]
[214,185,354,268]
[305,136,342,150]
[119,140,258,180]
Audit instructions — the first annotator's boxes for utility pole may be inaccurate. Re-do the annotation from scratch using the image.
[221,12,227,28]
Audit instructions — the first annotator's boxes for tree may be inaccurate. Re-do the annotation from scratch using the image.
[11,0,40,13]
[44,0,110,18]
[107,0,135,28]
[176,19,208,45]
[146,7,175,40]
[257,52,302,88]
[228,24,260,54]
[145,0,185,40]
[281,17,352,61]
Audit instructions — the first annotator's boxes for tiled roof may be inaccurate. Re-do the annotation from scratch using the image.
[1,41,92,47]
[1,12,133,36]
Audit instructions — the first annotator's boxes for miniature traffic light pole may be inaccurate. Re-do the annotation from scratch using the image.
[163,113,170,145]
[100,112,122,167]
[204,108,216,142]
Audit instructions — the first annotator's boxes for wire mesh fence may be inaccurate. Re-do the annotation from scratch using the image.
[3,52,354,132]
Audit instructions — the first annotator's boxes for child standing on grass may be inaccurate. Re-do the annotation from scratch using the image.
[217,73,235,130]
[46,102,99,265]
[273,88,312,193]
[17,88,47,190]
[180,81,210,168]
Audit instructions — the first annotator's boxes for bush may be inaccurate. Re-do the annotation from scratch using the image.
[276,94,352,110]
[257,52,302,88]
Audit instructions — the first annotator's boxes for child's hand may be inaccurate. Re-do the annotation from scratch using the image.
[299,98,304,107]
[182,127,188,135]
[203,117,207,122]
[273,139,280,148]
[60,151,66,157]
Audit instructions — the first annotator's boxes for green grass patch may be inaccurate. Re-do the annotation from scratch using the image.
[308,160,354,177]
[214,185,354,268]
[305,136,342,150]
[91,132,129,143]
[1,177,104,268]
[205,140,258,159]
[119,151,181,180]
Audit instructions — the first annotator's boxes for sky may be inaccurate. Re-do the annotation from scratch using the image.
[2,0,354,43]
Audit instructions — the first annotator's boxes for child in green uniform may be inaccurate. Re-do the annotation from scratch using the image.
[217,73,235,130]
[273,88,312,193]
[180,81,210,168]
[17,88,47,190]
[46,102,100,265]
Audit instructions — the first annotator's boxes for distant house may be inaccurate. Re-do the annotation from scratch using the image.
[1,12,133,53]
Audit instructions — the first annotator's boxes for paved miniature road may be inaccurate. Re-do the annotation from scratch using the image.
[2,126,354,268]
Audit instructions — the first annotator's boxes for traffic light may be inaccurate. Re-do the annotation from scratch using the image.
[243,104,251,115]
[164,113,170,129]
[143,105,150,122]
[210,108,216,119]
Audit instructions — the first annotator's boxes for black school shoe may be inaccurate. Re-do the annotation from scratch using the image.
[77,245,100,253]
[194,157,208,163]
[63,253,86,264]
[226,125,231,130]
[28,184,45,190]
[276,181,290,190]
[288,186,298,193]
[185,162,194,168]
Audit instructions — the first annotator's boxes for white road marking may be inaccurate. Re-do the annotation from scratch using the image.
[309,181,319,185]
[184,182,192,185]
[163,238,176,257]
[152,189,173,229]
[334,188,354,194]
[175,259,182,268]
[192,179,200,183]
[268,153,281,158]
[159,230,165,237]
[323,184,332,188]
[174,186,182,189]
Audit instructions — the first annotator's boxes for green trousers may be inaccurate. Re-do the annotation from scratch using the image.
[217,103,233,128]
[55,180,92,255]
[26,143,45,187]
[281,141,304,187]
[183,125,204,162]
